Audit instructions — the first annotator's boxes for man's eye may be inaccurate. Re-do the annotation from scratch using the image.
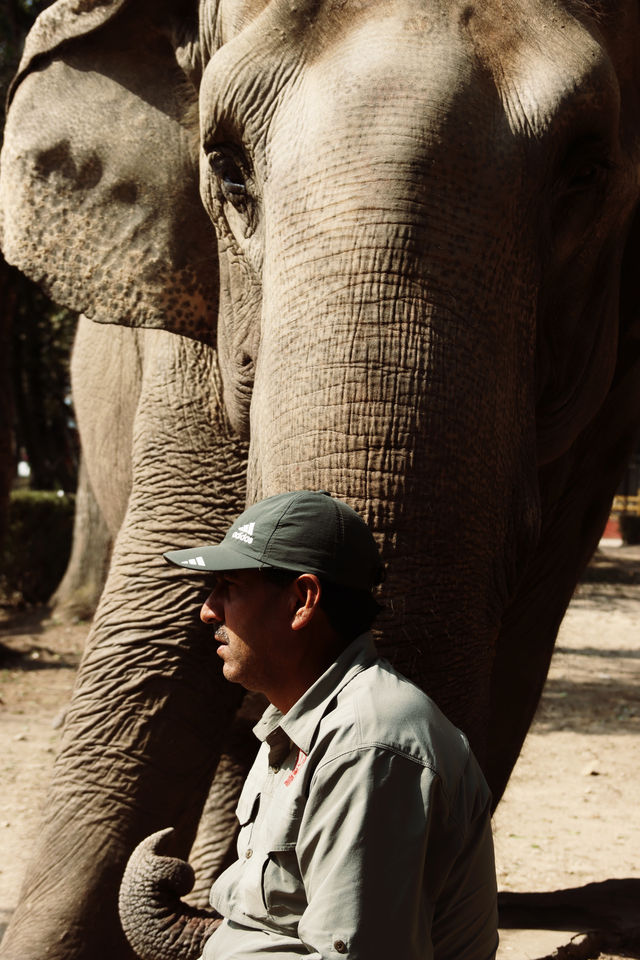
[221,575,240,589]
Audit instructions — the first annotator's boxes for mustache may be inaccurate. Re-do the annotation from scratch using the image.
[215,626,230,643]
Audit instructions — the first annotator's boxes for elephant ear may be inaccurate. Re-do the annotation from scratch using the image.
[0,0,218,343]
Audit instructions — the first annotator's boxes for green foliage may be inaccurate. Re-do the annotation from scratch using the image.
[619,512,640,546]
[10,269,78,491]
[0,489,75,603]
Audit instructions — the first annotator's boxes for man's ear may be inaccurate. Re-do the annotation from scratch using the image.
[291,574,322,630]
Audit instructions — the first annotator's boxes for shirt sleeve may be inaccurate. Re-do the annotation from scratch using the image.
[294,746,441,960]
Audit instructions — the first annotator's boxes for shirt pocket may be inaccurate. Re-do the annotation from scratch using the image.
[260,813,307,928]
[208,779,262,916]
[235,777,261,860]
[223,779,268,921]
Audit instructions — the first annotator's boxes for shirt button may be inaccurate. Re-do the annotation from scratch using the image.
[245,849,253,859]
[333,940,347,954]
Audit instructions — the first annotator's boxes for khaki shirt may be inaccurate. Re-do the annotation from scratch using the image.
[204,633,498,960]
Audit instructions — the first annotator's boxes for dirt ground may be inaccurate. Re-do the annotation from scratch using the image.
[0,544,638,959]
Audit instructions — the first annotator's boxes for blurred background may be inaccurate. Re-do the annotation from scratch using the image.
[1,0,111,613]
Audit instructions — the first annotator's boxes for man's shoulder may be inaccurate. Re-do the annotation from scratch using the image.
[326,656,473,785]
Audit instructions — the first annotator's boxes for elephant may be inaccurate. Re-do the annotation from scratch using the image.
[0,0,639,957]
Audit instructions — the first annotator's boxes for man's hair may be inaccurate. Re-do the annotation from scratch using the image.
[261,567,382,644]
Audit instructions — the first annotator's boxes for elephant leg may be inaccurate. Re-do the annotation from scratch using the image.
[487,360,640,805]
[0,329,248,960]
[52,454,113,619]
[186,693,266,906]
[70,315,142,537]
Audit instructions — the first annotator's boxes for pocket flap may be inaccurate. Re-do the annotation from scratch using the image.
[266,812,302,853]
[236,786,260,827]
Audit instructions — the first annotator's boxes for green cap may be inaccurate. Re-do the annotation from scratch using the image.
[164,490,383,591]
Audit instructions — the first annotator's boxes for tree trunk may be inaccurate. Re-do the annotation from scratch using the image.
[52,455,112,618]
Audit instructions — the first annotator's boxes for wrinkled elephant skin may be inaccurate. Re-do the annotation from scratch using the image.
[0,0,639,957]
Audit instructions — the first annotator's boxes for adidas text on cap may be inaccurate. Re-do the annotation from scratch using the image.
[163,491,383,592]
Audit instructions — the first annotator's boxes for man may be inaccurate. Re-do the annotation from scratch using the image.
[165,490,498,960]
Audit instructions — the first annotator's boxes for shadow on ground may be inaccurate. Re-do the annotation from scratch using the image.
[581,546,640,585]
[0,603,49,636]
[0,605,82,670]
[499,879,640,959]
[533,677,639,734]
[0,640,78,671]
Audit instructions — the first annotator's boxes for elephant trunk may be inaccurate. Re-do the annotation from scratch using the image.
[248,248,541,763]
[119,828,222,960]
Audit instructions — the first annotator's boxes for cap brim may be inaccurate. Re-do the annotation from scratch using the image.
[163,543,268,573]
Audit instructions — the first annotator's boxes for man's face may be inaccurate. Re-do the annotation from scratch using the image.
[200,569,294,696]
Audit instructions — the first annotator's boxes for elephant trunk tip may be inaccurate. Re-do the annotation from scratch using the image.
[119,828,222,960]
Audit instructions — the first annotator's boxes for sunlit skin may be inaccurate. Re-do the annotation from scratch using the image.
[200,569,343,714]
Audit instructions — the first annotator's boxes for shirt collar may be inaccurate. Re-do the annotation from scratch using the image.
[253,632,378,755]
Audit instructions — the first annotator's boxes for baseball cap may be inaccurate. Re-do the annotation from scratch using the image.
[163,490,383,592]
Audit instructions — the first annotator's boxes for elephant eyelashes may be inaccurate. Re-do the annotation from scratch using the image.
[205,142,263,269]
[557,138,613,198]
[208,147,251,209]
[566,162,603,191]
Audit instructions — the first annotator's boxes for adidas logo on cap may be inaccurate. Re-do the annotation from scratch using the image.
[231,522,255,545]
[164,491,382,591]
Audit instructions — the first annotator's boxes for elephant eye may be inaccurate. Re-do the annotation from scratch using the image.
[208,148,250,209]
[203,141,261,256]
[565,160,608,194]
[559,139,613,196]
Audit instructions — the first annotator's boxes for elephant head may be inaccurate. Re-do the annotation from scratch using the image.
[1,0,639,957]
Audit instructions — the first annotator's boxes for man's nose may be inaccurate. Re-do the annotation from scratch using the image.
[200,588,222,624]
